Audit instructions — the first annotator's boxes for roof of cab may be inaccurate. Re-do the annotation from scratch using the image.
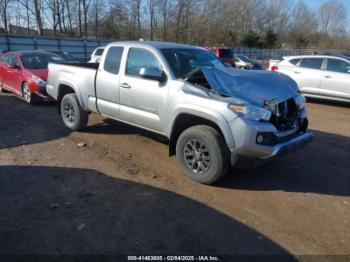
[107,41,203,50]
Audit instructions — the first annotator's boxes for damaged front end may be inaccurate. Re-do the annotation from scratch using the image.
[184,66,310,148]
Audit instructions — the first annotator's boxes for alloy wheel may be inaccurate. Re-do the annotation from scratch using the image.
[23,83,32,103]
[184,139,211,174]
[63,102,76,124]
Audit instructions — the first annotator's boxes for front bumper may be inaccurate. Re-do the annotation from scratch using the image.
[29,82,54,101]
[33,90,54,101]
[229,117,313,161]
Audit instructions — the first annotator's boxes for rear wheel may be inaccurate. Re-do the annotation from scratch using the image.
[60,93,88,131]
[176,125,230,185]
[22,82,34,104]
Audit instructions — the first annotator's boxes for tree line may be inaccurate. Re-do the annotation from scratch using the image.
[0,0,348,49]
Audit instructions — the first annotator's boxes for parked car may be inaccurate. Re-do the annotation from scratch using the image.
[207,47,236,67]
[270,55,350,103]
[0,51,64,104]
[41,50,79,62]
[89,46,105,63]
[234,54,264,70]
[47,41,312,184]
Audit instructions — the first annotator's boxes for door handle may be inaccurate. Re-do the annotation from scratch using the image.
[293,71,301,74]
[120,83,131,89]
[324,75,332,79]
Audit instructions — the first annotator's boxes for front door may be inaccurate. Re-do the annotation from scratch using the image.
[119,47,168,133]
[7,54,22,94]
[320,58,350,100]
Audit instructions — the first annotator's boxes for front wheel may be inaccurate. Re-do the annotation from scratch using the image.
[176,125,230,185]
[60,93,88,131]
[22,82,34,104]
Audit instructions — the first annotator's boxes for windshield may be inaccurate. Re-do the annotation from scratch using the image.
[236,54,253,63]
[50,51,77,61]
[219,49,233,58]
[60,53,77,61]
[21,54,64,69]
[161,48,227,78]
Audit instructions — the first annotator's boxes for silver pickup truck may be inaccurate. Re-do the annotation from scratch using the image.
[47,41,313,184]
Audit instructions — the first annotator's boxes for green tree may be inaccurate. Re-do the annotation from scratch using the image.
[241,30,260,48]
[264,28,277,48]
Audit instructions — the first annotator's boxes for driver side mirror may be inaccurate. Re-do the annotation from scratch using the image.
[8,64,20,69]
[139,67,166,82]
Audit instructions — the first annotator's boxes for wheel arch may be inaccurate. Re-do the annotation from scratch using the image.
[168,111,235,156]
[56,83,84,114]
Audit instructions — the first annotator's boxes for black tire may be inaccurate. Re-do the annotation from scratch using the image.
[22,82,34,104]
[176,125,230,185]
[60,93,88,131]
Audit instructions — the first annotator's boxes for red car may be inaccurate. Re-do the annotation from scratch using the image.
[0,51,63,104]
[206,47,236,67]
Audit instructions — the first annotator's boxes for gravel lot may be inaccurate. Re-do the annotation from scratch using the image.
[0,93,349,258]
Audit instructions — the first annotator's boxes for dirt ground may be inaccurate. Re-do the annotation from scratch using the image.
[0,93,349,258]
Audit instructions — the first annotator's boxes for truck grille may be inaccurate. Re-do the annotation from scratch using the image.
[268,98,299,131]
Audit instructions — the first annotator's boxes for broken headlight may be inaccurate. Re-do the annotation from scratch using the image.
[228,104,272,122]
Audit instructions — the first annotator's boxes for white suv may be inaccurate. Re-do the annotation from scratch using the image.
[271,55,350,103]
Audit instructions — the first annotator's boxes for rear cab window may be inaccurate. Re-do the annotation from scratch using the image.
[104,46,124,74]
[299,58,323,70]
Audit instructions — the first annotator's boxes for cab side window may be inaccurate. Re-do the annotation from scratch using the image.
[104,47,124,74]
[299,58,323,70]
[126,48,162,77]
[326,59,350,74]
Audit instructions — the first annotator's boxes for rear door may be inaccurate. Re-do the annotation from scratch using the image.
[95,46,124,117]
[320,58,350,100]
[0,53,22,95]
[0,54,9,87]
[294,58,324,95]
[0,53,12,90]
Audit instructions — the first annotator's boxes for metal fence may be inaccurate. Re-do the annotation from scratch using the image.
[230,47,348,60]
[1,34,348,61]
[0,34,112,61]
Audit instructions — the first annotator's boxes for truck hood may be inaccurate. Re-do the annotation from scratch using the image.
[199,67,298,107]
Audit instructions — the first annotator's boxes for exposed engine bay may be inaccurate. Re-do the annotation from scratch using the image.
[184,67,307,133]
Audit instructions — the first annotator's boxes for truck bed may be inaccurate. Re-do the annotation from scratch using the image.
[47,62,98,106]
